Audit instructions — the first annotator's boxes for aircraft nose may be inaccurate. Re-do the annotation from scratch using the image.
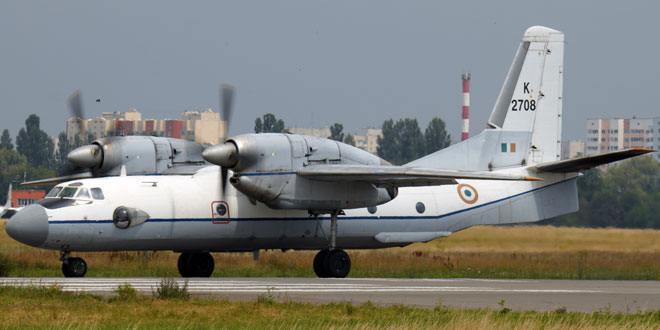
[5,204,49,247]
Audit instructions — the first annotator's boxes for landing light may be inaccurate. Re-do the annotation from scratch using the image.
[112,206,149,229]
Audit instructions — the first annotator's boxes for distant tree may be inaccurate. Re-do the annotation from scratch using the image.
[344,133,355,146]
[424,117,451,154]
[16,114,54,169]
[377,119,398,163]
[0,129,13,150]
[396,118,425,164]
[254,114,287,133]
[377,118,425,165]
[329,123,344,142]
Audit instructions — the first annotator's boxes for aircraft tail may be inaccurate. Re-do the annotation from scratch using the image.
[408,26,565,170]
[4,183,11,208]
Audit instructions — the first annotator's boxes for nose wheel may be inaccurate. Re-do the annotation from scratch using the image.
[178,252,215,277]
[62,257,87,277]
[313,249,351,278]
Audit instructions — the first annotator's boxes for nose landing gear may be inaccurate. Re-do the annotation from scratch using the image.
[61,252,87,278]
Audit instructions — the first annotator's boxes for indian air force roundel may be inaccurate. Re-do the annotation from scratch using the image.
[457,184,478,204]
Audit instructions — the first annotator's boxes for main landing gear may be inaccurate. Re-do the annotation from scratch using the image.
[313,210,351,278]
[61,252,87,278]
[313,249,351,278]
[178,252,215,277]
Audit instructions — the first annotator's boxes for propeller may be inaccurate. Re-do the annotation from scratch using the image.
[203,84,236,194]
[66,90,103,171]
[220,83,234,141]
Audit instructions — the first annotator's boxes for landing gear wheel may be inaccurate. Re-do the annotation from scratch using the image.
[313,250,330,278]
[313,249,351,278]
[62,257,87,277]
[324,249,351,278]
[178,253,192,277]
[178,252,215,277]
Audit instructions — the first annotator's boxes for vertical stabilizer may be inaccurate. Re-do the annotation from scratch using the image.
[408,26,564,170]
[4,183,12,208]
[490,26,564,163]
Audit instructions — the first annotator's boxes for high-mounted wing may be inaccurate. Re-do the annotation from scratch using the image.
[297,165,541,187]
[20,172,94,187]
[536,148,655,173]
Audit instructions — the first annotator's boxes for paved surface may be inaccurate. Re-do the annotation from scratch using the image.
[1,277,658,312]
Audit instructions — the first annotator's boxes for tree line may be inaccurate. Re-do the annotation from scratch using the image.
[0,115,59,204]
[253,114,452,165]
[543,156,660,229]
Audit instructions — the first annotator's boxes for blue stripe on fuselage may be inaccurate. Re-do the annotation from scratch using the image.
[48,178,573,225]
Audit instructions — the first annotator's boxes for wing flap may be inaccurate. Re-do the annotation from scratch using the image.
[536,148,655,173]
[298,165,541,187]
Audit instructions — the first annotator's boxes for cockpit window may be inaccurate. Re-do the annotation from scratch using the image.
[46,186,63,198]
[90,188,105,200]
[59,187,78,198]
[76,188,90,199]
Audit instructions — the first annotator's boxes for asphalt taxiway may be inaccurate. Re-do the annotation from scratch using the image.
[1,277,658,312]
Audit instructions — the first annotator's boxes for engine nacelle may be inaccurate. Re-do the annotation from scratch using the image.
[69,136,205,176]
[224,133,396,212]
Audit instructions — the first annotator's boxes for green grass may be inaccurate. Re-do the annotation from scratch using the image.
[1,285,659,329]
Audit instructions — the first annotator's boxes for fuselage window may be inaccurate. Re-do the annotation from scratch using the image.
[416,202,426,214]
[59,187,78,198]
[76,188,90,199]
[90,188,105,200]
[46,186,63,198]
[367,206,377,214]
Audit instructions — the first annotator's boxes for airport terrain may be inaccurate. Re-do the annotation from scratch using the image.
[1,223,659,280]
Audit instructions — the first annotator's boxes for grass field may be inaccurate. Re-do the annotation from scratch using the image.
[2,221,660,279]
[1,285,659,329]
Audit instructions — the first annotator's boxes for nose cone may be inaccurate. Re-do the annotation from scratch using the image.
[6,204,49,247]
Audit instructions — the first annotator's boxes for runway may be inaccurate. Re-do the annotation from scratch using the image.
[1,277,658,312]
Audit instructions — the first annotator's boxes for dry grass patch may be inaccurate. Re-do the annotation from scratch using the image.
[1,221,660,279]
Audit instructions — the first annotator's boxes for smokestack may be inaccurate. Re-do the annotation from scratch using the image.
[461,73,471,141]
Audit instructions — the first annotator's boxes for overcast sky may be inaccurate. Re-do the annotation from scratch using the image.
[1,1,658,142]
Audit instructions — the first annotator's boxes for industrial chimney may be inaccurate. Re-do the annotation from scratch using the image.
[461,73,471,141]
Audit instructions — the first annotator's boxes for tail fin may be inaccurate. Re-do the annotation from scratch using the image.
[408,26,565,170]
[4,183,12,208]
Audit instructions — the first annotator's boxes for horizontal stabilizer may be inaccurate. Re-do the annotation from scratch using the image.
[535,148,655,173]
[298,165,542,187]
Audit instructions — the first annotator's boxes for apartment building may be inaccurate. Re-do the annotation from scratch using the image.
[66,109,226,145]
[288,126,382,154]
[585,118,652,156]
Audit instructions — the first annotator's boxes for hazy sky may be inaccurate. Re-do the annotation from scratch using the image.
[1,1,658,142]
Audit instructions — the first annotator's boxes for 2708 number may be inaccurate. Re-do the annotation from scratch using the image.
[511,99,536,111]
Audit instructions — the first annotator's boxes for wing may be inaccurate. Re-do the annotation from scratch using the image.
[297,165,541,187]
[536,148,655,173]
[20,172,94,187]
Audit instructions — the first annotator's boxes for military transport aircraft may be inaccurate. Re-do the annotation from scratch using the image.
[5,26,653,278]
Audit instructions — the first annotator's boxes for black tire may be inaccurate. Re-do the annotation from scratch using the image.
[179,252,215,277]
[62,257,87,278]
[177,253,192,277]
[313,250,330,278]
[323,249,351,278]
